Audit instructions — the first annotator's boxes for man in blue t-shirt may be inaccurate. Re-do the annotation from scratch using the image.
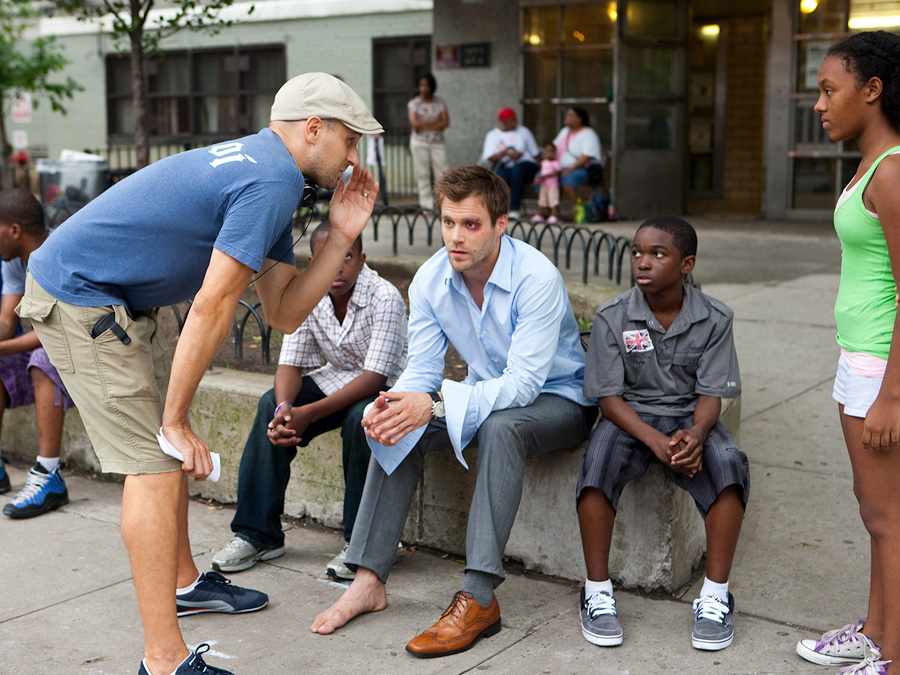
[18,73,384,675]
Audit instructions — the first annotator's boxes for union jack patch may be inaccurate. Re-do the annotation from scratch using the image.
[623,329,654,353]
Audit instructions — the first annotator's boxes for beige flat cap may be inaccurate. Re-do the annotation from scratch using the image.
[270,72,384,134]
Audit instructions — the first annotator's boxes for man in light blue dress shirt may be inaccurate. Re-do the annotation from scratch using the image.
[312,164,596,658]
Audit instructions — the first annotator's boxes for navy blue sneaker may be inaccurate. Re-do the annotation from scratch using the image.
[3,463,68,518]
[0,458,10,494]
[138,643,234,674]
[176,571,268,617]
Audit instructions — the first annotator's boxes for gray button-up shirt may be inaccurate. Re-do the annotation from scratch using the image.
[585,284,741,416]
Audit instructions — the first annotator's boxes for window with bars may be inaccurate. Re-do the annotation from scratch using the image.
[372,36,432,139]
[521,3,615,150]
[106,45,286,142]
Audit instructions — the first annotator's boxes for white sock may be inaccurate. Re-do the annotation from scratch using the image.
[176,573,202,595]
[700,577,729,603]
[37,456,60,472]
[168,656,189,675]
[585,578,614,597]
[141,656,188,675]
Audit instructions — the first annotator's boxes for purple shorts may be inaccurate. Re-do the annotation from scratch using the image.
[0,347,74,411]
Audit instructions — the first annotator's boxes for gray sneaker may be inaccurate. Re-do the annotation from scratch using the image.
[580,587,623,646]
[326,543,355,580]
[211,535,284,573]
[692,592,735,650]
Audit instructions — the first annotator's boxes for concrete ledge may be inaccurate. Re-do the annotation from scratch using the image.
[1,366,740,592]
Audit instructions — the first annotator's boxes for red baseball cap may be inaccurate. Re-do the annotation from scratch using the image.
[497,107,516,122]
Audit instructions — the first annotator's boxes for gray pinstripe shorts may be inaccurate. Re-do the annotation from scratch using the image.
[577,415,749,518]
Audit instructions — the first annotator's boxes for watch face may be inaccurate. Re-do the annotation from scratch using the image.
[432,400,445,418]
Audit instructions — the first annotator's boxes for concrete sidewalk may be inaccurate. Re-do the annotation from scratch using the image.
[0,217,861,675]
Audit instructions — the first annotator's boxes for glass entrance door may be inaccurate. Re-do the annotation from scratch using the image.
[613,0,688,218]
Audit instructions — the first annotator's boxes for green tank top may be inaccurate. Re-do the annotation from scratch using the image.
[833,146,900,359]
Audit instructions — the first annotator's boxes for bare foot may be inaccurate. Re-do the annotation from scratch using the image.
[311,568,387,634]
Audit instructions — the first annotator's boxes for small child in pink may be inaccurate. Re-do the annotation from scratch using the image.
[533,142,562,224]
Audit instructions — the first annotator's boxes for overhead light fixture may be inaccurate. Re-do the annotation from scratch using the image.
[700,24,720,37]
[849,15,900,28]
[800,0,818,14]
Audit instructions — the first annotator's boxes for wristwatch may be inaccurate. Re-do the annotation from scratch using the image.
[429,392,445,419]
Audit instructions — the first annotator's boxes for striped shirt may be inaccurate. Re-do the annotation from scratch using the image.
[278,265,407,394]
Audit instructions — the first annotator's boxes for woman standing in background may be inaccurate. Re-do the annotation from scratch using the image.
[408,73,449,209]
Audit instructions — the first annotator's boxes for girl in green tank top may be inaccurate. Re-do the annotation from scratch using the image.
[795,31,900,675]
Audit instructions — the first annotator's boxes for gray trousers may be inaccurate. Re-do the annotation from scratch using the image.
[346,394,596,585]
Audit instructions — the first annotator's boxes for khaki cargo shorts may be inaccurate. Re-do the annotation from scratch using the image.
[17,273,181,475]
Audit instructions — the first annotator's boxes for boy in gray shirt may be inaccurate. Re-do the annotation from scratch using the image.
[577,216,749,652]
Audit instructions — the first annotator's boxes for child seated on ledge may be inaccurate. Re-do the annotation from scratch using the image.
[577,215,749,652]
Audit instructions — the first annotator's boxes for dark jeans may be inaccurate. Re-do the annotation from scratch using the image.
[230,377,373,548]
[496,161,539,211]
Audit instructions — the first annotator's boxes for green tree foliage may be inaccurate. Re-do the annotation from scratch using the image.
[55,0,253,168]
[0,0,81,160]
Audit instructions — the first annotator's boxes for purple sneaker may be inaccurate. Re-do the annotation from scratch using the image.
[796,621,877,666]
[838,643,890,674]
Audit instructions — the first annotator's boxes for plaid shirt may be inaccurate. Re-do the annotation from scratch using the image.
[278,265,407,395]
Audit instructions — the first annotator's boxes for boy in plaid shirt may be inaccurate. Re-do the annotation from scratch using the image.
[213,221,407,580]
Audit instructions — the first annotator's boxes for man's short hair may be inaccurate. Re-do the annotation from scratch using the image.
[636,216,697,258]
[0,188,46,236]
[309,219,363,255]
[433,164,510,225]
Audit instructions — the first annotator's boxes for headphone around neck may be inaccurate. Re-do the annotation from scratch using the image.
[301,181,318,209]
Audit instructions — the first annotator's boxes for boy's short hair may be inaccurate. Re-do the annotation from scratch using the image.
[0,188,45,236]
[636,216,697,258]
[433,164,510,225]
[309,219,363,255]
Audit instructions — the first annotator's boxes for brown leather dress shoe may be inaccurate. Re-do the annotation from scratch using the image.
[406,591,501,658]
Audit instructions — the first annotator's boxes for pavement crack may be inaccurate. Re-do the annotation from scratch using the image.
[742,376,835,422]
[0,577,133,625]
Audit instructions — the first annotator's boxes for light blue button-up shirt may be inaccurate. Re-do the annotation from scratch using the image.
[367,235,593,474]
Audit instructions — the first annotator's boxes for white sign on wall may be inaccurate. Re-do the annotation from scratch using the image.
[12,94,32,123]
[12,131,28,149]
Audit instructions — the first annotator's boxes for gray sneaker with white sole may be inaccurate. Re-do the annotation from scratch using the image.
[580,587,623,646]
[692,593,735,650]
[326,543,355,580]
[211,535,284,573]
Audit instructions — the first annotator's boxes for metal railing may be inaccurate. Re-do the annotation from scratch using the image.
[168,299,274,365]
[370,206,632,286]
[92,135,420,202]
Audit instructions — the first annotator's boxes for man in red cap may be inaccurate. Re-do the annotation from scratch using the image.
[479,107,539,219]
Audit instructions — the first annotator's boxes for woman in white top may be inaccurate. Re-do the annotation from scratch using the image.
[553,107,602,215]
[408,73,450,209]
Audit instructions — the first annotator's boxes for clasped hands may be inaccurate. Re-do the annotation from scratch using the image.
[267,403,315,447]
[361,391,433,446]
[650,427,705,478]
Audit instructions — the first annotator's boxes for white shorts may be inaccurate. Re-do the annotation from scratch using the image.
[832,355,884,418]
